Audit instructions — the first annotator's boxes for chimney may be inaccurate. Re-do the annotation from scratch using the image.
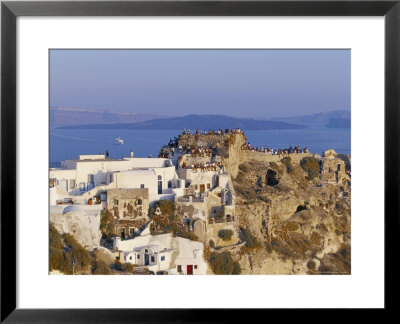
[130,150,134,158]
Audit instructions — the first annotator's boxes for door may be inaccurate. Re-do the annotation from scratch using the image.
[145,254,149,266]
[187,265,193,275]
[60,180,68,192]
[158,181,162,194]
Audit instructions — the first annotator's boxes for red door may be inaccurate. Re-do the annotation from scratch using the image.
[187,265,193,275]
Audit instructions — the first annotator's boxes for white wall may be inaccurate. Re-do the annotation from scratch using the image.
[115,171,157,197]
[114,233,207,274]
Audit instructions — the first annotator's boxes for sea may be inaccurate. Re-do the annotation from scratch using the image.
[49,126,351,163]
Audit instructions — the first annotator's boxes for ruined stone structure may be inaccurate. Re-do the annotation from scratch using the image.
[177,133,312,179]
[320,149,347,184]
[106,188,150,238]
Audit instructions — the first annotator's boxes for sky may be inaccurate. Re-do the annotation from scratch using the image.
[50,49,350,119]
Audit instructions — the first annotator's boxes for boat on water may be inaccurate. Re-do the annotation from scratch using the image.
[115,137,124,145]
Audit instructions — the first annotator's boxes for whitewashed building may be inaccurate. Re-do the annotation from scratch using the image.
[49,152,184,206]
[113,233,207,275]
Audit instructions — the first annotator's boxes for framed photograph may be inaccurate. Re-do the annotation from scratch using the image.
[1,0,398,321]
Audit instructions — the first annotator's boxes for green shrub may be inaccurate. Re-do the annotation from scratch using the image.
[49,223,93,274]
[238,163,250,172]
[92,259,112,275]
[148,200,175,218]
[300,157,320,179]
[307,260,316,270]
[60,233,92,274]
[100,209,114,239]
[112,260,133,273]
[232,262,242,275]
[281,157,293,173]
[235,171,245,182]
[49,224,63,271]
[239,228,259,248]
[210,251,234,274]
[218,229,234,241]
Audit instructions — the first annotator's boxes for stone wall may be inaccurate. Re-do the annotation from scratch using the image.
[320,158,347,184]
[106,188,150,238]
[178,134,231,148]
[245,152,312,164]
[205,222,238,247]
[107,188,149,219]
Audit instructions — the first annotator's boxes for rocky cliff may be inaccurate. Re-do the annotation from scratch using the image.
[232,159,351,275]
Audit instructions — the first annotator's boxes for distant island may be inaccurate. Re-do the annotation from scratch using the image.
[326,118,351,129]
[271,110,350,127]
[58,114,307,131]
[50,107,168,127]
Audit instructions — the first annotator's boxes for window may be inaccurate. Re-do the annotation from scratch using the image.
[158,175,162,180]
[137,199,142,206]
[129,228,135,235]
[137,255,140,259]
[194,265,198,269]
[88,174,94,183]
[69,179,75,189]
[140,184,145,188]
[151,256,155,263]
[168,181,172,188]
[337,164,341,171]
[130,256,132,260]
[194,185,198,190]
[177,265,182,272]
[161,256,165,261]
[79,182,85,191]
[113,199,118,206]
[145,249,148,253]
[207,183,210,189]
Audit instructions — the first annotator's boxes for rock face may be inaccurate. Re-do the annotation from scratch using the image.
[50,205,101,250]
[232,158,351,275]
[178,133,247,179]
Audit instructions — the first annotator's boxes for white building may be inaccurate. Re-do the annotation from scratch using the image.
[49,153,184,205]
[113,233,208,275]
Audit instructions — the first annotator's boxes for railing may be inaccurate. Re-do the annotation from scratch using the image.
[49,161,61,168]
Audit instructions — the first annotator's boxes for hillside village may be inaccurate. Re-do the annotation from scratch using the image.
[49,129,351,275]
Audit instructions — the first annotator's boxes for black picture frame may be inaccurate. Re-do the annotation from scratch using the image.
[1,0,398,322]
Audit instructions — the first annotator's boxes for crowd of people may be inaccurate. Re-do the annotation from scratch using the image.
[181,161,224,172]
[241,143,309,157]
[187,146,213,157]
[181,128,244,136]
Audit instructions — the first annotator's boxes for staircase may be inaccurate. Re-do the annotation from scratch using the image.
[170,153,181,168]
